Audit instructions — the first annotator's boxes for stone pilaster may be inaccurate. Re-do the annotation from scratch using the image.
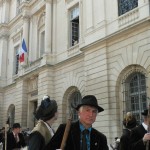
[38,68,54,102]
[85,0,93,31]
[45,0,53,54]
[15,80,28,128]
[22,15,30,49]
[1,0,9,23]
[0,35,8,86]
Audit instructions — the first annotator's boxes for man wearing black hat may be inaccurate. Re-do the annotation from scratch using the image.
[7,123,26,150]
[130,109,150,150]
[45,95,109,150]
[28,95,58,150]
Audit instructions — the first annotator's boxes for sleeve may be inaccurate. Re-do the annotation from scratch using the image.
[102,135,109,150]
[119,135,128,150]
[28,131,45,150]
[7,133,13,150]
[19,133,26,147]
[130,129,145,150]
[45,124,66,150]
[0,133,2,143]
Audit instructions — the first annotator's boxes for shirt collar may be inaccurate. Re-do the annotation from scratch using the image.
[142,122,148,131]
[79,122,92,132]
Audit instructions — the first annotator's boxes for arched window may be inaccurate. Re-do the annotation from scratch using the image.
[7,104,15,128]
[70,91,82,121]
[123,72,147,124]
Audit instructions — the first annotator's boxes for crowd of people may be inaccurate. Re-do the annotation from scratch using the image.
[110,109,150,150]
[0,95,150,150]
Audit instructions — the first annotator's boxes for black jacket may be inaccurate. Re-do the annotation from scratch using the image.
[45,121,109,150]
[119,129,132,150]
[130,124,149,150]
[7,132,26,150]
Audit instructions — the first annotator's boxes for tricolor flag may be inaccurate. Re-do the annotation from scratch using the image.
[19,39,27,64]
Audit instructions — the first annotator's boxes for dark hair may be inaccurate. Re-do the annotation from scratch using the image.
[123,112,137,129]
[13,123,21,129]
[35,95,58,121]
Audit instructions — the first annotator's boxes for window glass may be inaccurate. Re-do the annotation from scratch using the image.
[123,73,147,124]
[14,46,19,74]
[71,7,79,20]
[118,0,138,16]
[70,6,79,46]
[70,91,82,121]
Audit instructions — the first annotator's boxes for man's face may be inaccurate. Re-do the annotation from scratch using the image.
[15,128,21,134]
[78,105,98,128]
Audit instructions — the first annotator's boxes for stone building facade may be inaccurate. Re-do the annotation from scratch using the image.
[0,0,150,145]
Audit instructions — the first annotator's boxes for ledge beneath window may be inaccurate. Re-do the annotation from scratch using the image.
[118,8,139,27]
[67,43,81,57]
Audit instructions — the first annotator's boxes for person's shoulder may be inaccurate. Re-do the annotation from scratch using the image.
[29,130,44,141]
[132,124,143,131]
[58,120,78,128]
[7,131,13,136]
[91,128,106,138]
[19,132,25,136]
[30,130,42,136]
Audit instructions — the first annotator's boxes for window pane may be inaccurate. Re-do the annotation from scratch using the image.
[15,47,19,74]
[70,91,82,121]
[124,73,147,123]
[118,0,138,16]
[70,6,79,47]
[71,20,79,46]
[71,6,79,20]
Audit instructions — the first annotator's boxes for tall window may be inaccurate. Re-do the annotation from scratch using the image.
[40,31,45,57]
[118,0,138,16]
[8,104,15,128]
[70,6,79,46]
[123,73,147,124]
[38,14,45,58]
[14,46,19,75]
[70,91,82,121]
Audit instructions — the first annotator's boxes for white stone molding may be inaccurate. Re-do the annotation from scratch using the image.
[0,24,9,38]
[28,76,38,92]
[45,0,53,4]
[118,8,139,27]
[121,65,147,83]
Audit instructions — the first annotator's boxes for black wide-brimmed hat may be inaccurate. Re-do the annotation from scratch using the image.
[35,95,58,121]
[141,109,148,116]
[73,95,104,113]
[13,123,21,129]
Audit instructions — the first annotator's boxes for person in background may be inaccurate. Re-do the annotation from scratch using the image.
[7,123,26,150]
[0,127,5,150]
[130,109,150,150]
[119,112,137,150]
[45,95,109,150]
[28,95,58,150]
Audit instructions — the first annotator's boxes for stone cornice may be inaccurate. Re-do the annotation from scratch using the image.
[0,0,9,3]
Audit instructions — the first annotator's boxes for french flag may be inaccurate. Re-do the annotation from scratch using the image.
[19,39,27,63]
